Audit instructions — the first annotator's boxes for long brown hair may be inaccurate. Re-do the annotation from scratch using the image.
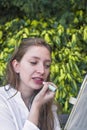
[6,37,54,130]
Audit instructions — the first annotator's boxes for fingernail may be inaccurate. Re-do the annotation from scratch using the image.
[43,81,46,85]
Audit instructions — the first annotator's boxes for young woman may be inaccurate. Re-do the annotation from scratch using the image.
[0,37,61,130]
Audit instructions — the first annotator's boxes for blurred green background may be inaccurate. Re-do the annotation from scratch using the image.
[0,0,87,113]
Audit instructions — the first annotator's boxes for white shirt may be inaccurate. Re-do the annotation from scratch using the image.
[0,85,61,130]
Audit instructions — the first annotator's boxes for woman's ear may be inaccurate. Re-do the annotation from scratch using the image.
[12,59,20,73]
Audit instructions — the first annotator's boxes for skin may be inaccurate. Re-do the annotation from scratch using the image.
[12,46,56,126]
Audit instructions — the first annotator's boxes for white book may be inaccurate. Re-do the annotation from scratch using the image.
[64,74,87,130]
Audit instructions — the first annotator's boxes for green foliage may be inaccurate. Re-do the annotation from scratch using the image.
[0,0,87,113]
[0,0,72,23]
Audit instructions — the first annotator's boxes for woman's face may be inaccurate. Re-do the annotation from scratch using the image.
[13,46,51,91]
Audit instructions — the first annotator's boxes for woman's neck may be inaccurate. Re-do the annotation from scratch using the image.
[18,85,34,108]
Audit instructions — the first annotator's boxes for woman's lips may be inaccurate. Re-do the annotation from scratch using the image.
[32,77,44,84]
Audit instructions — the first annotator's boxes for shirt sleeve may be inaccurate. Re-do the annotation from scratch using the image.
[0,97,17,130]
[23,105,61,130]
[23,120,40,130]
[52,105,61,130]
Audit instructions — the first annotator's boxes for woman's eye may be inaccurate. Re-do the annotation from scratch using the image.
[30,61,37,65]
[45,64,51,68]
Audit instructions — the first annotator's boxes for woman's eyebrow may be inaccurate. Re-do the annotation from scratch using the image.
[30,56,51,62]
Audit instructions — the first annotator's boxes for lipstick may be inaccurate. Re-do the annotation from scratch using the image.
[48,84,57,92]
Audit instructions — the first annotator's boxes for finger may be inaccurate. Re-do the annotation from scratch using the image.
[39,83,49,95]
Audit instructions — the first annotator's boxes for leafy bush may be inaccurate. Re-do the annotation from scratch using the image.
[0,16,87,113]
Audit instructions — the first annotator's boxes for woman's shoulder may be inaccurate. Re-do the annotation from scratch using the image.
[0,85,9,92]
[0,84,11,99]
[0,86,5,93]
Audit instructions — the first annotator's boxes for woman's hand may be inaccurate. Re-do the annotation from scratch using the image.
[33,82,56,109]
[28,82,57,126]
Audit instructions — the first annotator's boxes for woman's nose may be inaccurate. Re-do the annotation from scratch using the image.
[37,64,45,74]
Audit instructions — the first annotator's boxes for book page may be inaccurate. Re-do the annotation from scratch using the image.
[64,75,87,130]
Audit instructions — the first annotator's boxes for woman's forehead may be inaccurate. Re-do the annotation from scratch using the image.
[23,46,51,59]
